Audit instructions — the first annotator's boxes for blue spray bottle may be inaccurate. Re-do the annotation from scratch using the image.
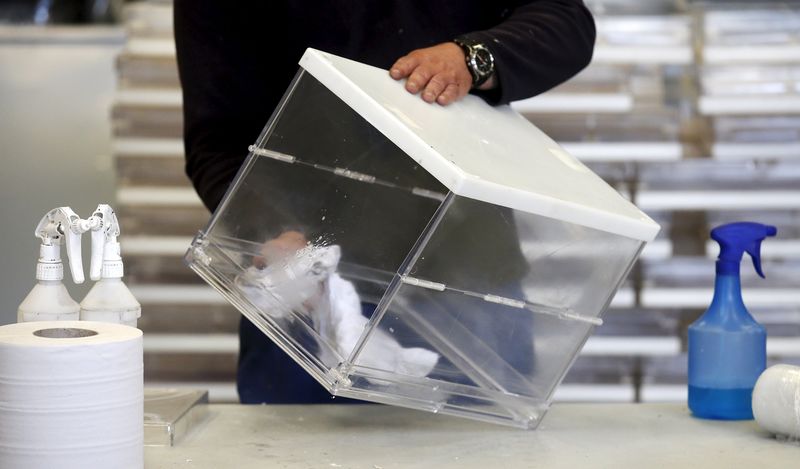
[688,222,777,420]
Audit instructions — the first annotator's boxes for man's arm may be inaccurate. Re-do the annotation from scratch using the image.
[390,0,596,106]
[174,1,286,212]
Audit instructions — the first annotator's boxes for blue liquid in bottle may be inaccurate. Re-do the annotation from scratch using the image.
[688,386,754,420]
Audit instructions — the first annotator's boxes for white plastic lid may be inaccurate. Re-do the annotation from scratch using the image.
[298,49,660,242]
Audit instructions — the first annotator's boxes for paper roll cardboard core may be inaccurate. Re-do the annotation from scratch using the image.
[33,328,99,339]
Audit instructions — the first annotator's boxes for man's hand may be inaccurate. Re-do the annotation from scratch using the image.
[390,42,473,106]
[253,230,307,269]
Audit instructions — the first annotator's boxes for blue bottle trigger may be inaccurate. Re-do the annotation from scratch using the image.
[711,222,778,278]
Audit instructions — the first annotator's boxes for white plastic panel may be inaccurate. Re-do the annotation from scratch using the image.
[299,49,659,242]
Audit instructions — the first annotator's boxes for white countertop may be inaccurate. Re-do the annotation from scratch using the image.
[145,403,797,468]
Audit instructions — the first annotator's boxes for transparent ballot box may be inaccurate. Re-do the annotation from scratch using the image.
[185,49,659,428]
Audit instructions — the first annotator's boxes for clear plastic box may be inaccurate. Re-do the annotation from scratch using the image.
[143,388,208,447]
[185,49,659,428]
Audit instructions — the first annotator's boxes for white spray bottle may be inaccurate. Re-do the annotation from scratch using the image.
[18,207,87,322]
[79,204,141,327]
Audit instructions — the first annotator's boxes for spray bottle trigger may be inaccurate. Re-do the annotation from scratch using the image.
[747,225,777,278]
[60,208,85,285]
[745,243,765,279]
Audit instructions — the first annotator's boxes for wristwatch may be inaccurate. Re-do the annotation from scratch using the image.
[453,36,495,88]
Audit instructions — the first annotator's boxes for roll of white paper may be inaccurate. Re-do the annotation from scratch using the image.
[0,321,143,469]
[752,364,800,440]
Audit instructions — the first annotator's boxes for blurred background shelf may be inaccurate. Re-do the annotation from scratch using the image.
[699,96,800,115]
[3,0,799,406]
[113,138,183,156]
[512,93,634,114]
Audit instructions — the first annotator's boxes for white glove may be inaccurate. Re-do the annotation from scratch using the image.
[237,244,439,379]
[236,245,340,319]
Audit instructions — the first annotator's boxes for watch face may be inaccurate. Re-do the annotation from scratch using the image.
[473,47,493,75]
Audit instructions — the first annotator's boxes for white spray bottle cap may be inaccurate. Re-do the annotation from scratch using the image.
[34,207,85,284]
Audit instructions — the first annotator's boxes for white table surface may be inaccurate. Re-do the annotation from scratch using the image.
[145,403,797,468]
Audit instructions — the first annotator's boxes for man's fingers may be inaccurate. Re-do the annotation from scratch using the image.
[405,66,433,94]
[422,74,450,103]
[436,83,460,106]
[390,55,418,79]
[258,230,307,265]
[392,43,473,104]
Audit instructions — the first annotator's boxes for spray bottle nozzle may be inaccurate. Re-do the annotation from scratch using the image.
[34,207,86,284]
[711,222,777,278]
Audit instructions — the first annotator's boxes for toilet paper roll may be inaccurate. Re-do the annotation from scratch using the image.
[752,364,800,441]
[0,321,143,469]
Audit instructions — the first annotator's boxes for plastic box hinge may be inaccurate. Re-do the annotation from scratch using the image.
[480,293,603,325]
[411,187,447,201]
[400,275,446,291]
[401,275,602,326]
[333,167,376,183]
[250,147,450,204]
[187,232,211,266]
[483,294,526,309]
[328,363,353,392]
[247,146,296,163]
